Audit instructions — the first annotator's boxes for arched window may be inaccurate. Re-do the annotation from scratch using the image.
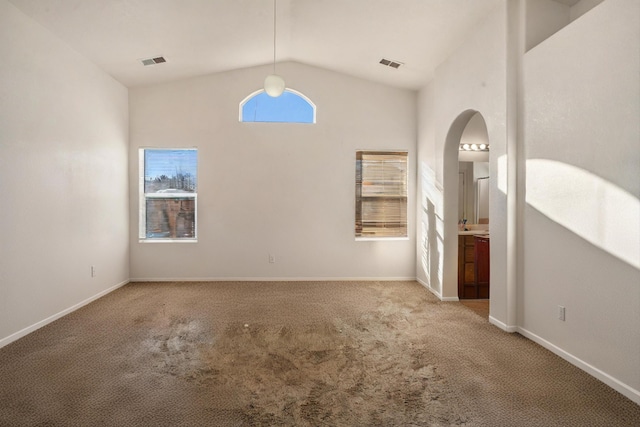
[240,89,316,123]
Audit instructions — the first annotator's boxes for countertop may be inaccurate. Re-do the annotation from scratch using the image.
[458,230,490,236]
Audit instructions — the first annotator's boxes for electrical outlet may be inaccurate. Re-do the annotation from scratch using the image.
[269,254,275,264]
[558,305,565,321]
[91,266,96,277]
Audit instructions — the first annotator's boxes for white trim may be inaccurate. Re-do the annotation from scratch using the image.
[130,276,417,283]
[489,315,518,333]
[355,150,410,240]
[418,284,640,405]
[285,88,317,123]
[0,279,130,349]
[517,326,640,405]
[416,277,460,301]
[138,149,145,238]
[239,89,265,117]
[138,239,198,244]
[239,88,317,123]
[144,193,197,198]
[3,276,636,405]
[138,148,198,240]
[416,277,441,299]
[355,237,410,242]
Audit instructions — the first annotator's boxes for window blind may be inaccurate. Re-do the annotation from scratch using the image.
[355,151,408,238]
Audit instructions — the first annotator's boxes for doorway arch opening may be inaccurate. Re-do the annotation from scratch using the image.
[442,110,491,305]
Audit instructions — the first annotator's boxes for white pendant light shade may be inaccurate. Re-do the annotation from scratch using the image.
[264,74,285,97]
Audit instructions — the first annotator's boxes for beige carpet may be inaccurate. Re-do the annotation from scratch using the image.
[0,281,638,426]
[459,299,490,319]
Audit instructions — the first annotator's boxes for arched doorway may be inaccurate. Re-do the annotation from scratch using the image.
[457,113,490,301]
[441,110,491,305]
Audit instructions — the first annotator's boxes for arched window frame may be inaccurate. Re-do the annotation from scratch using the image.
[239,88,317,124]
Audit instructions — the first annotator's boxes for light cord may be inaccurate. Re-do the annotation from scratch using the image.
[273,0,277,74]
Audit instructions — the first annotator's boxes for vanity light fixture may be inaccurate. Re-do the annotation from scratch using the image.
[459,143,490,151]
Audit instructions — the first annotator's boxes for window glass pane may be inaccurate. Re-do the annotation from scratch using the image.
[146,198,196,239]
[241,90,315,123]
[144,149,197,193]
[140,148,197,241]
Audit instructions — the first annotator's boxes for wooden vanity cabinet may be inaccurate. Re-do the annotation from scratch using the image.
[458,234,490,299]
[474,236,490,299]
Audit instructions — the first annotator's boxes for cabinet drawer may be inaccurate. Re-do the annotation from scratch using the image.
[464,235,475,245]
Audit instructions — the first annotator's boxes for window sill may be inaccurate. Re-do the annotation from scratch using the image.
[355,236,409,242]
[139,239,198,244]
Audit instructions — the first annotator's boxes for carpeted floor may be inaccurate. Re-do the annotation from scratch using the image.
[459,299,489,319]
[0,281,638,426]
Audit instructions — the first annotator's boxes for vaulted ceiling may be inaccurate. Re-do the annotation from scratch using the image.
[9,0,503,90]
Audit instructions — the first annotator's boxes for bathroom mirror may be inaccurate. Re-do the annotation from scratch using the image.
[458,112,489,226]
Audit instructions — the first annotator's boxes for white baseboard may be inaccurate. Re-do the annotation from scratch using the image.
[517,326,640,405]
[5,277,636,406]
[489,316,518,333]
[129,276,418,282]
[0,279,130,349]
[416,278,459,301]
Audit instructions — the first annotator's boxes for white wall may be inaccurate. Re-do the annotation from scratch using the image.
[129,61,417,280]
[0,1,130,345]
[459,112,491,163]
[458,150,490,163]
[416,4,508,310]
[525,0,570,51]
[522,0,640,402]
[525,0,606,51]
[570,0,605,21]
[417,0,639,403]
[416,82,441,289]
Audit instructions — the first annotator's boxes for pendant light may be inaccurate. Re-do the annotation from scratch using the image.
[264,0,285,97]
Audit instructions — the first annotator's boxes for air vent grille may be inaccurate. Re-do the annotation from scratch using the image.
[141,56,167,66]
[379,58,403,69]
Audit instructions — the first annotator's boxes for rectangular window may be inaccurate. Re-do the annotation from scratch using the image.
[355,151,408,239]
[139,149,197,241]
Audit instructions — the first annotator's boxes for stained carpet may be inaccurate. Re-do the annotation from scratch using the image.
[0,281,638,426]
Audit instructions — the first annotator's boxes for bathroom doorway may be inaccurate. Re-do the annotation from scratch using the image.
[457,113,490,302]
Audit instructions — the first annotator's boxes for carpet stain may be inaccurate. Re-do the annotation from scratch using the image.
[3,281,638,427]
[137,312,470,426]
[140,309,465,425]
[143,317,212,380]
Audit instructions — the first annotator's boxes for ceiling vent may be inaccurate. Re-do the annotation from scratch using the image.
[379,58,403,69]
[141,56,167,66]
